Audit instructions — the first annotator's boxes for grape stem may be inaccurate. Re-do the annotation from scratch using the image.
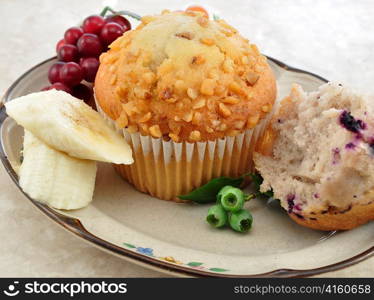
[100,6,141,21]
[244,193,255,202]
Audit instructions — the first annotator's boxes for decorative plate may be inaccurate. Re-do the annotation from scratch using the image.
[1,57,373,277]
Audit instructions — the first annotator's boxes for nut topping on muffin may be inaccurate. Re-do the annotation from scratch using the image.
[95,10,276,143]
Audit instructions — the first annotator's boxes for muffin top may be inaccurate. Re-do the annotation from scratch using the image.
[95,10,276,142]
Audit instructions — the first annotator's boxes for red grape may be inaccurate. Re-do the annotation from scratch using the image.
[41,82,72,94]
[57,44,79,62]
[48,62,65,84]
[59,62,83,87]
[56,39,66,52]
[105,15,131,31]
[72,84,96,110]
[64,26,84,45]
[100,22,124,46]
[72,83,93,102]
[82,15,106,34]
[79,57,99,82]
[77,33,102,57]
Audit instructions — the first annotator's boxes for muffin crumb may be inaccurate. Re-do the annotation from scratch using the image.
[189,130,201,141]
[247,114,260,129]
[246,72,260,86]
[149,125,162,137]
[192,98,206,109]
[139,112,152,123]
[200,37,215,46]
[200,79,216,95]
[175,32,194,40]
[191,55,206,65]
[221,96,240,104]
[169,133,180,142]
[218,103,231,117]
[187,88,198,99]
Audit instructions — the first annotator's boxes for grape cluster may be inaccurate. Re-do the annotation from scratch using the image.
[42,14,131,108]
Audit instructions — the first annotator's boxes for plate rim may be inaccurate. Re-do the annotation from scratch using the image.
[1,56,373,278]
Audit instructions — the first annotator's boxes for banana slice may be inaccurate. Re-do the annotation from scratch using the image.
[19,131,97,210]
[5,90,133,164]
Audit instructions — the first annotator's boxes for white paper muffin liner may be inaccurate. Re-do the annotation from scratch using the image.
[95,97,270,201]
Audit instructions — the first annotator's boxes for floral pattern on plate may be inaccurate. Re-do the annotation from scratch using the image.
[123,242,228,273]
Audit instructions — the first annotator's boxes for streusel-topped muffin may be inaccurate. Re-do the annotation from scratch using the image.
[95,10,277,200]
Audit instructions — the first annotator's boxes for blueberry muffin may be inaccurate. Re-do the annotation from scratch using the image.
[255,82,374,230]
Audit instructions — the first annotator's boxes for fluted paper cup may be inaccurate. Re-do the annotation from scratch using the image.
[95,97,270,201]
